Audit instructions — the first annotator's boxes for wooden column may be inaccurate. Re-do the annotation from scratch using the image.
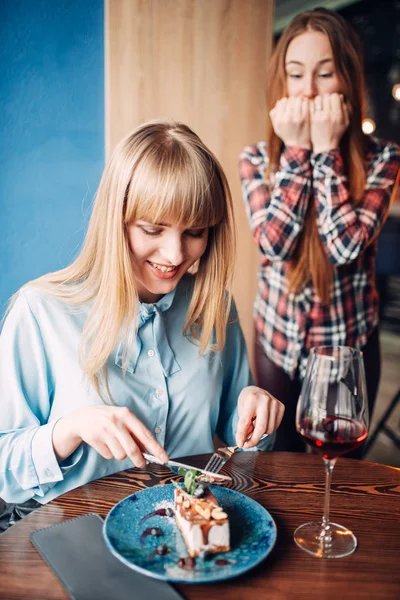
[105,0,274,368]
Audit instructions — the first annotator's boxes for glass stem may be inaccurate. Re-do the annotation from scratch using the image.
[321,458,337,538]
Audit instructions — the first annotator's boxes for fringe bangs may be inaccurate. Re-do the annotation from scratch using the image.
[124,146,225,229]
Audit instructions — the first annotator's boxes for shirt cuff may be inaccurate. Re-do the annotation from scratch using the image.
[311,148,345,177]
[280,146,312,176]
[31,421,83,487]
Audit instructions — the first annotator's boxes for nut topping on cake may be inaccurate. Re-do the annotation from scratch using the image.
[172,469,230,558]
[211,509,228,520]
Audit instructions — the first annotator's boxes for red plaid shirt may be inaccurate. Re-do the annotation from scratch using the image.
[239,137,400,379]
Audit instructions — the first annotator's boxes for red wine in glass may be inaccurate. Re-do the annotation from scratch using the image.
[298,416,368,460]
[294,345,369,559]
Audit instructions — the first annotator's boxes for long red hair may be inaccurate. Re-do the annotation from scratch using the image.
[266,8,367,304]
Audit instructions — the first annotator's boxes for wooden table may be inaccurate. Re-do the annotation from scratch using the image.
[1,452,399,599]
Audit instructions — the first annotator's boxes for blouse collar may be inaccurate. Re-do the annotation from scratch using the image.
[115,287,181,377]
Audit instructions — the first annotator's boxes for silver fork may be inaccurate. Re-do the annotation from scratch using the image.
[204,433,269,474]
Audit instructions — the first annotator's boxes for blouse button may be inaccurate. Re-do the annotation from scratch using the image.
[154,427,161,434]
[155,388,163,397]
[148,349,155,357]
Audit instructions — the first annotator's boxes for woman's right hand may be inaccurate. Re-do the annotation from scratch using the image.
[52,406,168,468]
[269,97,311,149]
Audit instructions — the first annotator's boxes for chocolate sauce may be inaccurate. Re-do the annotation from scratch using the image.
[177,556,196,571]
[140,526,163,544]
[215,558,232,566]
[140,507,174,524]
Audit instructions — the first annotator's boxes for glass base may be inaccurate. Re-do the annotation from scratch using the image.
[294,521,357,558]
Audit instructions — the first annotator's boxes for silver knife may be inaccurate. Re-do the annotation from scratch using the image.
[143,453,231,484]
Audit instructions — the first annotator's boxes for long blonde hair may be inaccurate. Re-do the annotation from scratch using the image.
[12,120,236,399]
[266,8,367,304]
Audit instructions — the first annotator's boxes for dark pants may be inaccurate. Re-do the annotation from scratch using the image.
[254,328,381,457]
[0,498,41,534]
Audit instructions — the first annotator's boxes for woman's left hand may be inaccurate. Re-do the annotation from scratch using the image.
[310,93,350,154]
[236,386,285,448]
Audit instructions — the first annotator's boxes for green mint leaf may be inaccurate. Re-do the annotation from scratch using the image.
[183,469,202,494]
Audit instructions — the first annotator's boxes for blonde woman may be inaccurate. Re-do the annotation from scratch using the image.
[0,120,284,525]
[239,8,400,454]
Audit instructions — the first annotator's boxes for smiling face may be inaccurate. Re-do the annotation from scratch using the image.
[127,220,209,303]
[285,30,341,99]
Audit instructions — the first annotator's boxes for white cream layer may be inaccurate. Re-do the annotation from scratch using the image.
[175,511,229,552]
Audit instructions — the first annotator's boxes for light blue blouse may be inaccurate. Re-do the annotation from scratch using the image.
[0,274,274,504]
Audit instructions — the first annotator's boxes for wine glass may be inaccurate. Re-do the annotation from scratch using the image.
[294,345,369,558]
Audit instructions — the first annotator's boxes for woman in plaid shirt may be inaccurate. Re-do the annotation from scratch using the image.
[239,8,400,453]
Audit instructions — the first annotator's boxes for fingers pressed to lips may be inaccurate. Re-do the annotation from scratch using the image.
[323,93,331,109]
[343,103,350,125]
[310,98,318,115]
[314,95,322,111]
[292,96,302,120]
[273,99,281,118]
[301,98,309,119]
[286,97,297,117]
[330,92,341,111]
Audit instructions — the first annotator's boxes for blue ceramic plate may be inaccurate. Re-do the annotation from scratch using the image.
[103,484,277,583]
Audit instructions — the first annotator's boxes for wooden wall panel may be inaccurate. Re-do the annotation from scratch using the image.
[106,0,274,368]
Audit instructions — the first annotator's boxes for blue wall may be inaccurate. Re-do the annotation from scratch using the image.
[0,0,104,315]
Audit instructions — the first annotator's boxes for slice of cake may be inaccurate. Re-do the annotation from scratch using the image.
[174,485,230,558]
